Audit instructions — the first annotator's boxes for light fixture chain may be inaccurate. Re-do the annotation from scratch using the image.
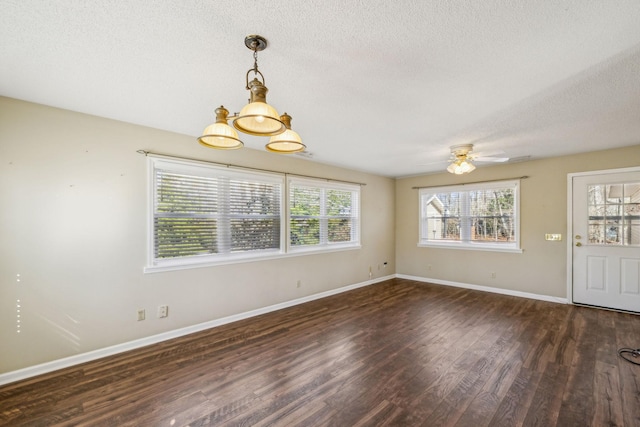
[253,49,259,75]
[246,46,265,89]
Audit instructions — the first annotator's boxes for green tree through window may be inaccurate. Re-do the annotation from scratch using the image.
[289,179,360,249]
[419,180,520,252]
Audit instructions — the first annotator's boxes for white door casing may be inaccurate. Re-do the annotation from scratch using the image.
[568,167,640,313]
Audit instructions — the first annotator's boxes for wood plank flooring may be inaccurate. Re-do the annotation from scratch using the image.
[1,278,639,426]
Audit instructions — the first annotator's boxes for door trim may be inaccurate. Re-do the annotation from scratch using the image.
[566,166,640,305]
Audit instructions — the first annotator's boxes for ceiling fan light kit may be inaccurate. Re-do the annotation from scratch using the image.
[447,158,476,174]
[198,35,305,154]
[447,144,476,175]
[444,143,509,174]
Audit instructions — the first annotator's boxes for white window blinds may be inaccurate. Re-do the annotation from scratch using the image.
[151,158,283,267]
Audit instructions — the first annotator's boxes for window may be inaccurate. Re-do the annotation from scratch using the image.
[289,178,360,251]
[148,157,284,270]
[419,179,521,252]
[146,157,362,272]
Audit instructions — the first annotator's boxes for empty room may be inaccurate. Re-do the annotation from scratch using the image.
[1,1,639,426]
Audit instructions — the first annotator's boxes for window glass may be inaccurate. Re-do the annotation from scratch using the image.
[289,178,360,251]
[587,183,640,245]
[419,180,520,252]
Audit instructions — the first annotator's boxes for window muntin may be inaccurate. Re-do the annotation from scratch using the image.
[587,182,640,246]
[289,178,360,251]
[150,158,284,268]
[419,180,520,252]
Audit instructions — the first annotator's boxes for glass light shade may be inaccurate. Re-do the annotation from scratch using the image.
[265,112,304,153]
[447,160,476,174]
[198,123,243,149]
[233,101,285,136]
[266,129,305,153]
[460,161,476,174]
[198,106,243,149]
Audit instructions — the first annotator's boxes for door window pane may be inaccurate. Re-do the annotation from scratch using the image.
[587,183,640,246]
[588,222,604,244]
[627,220,640,245]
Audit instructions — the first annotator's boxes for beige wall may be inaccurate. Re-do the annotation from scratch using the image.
[0,97,396,373]
[2,95,638,376]
[395,144,640,299]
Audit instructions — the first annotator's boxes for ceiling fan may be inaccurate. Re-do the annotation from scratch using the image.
[446,144,509,174]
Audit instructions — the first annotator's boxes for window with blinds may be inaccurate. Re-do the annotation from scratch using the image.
[419,179,521,252]
[150,158,284,268]
[289,178,360,251]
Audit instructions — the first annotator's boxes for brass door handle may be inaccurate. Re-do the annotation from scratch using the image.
[576,242,582,247]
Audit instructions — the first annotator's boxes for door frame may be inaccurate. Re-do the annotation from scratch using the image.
[566,165,640,305]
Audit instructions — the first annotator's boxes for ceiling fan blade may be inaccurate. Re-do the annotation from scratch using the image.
[473,156,509,162]
[471,149,506,157]
[416,160,450,166]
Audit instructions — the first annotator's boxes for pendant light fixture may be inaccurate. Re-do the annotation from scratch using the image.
[198,35,305,153]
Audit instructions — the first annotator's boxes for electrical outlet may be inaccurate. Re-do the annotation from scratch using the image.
[428,264,432,271]
[137,309,145,321]
[490,272,496,279]
[158,305,168,318]
[296,280,301,288]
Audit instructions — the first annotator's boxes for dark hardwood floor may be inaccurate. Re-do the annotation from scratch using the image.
[1,278,639,426]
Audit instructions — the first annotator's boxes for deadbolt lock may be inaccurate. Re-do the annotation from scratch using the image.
[575,235,582,239]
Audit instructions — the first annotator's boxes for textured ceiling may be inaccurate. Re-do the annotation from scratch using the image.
[2,0,640,177]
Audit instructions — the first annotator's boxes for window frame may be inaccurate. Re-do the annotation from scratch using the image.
[287,177,361,254]
[418,179,522,253]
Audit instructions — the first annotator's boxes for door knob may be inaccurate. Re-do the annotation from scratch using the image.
[576,242,582,247]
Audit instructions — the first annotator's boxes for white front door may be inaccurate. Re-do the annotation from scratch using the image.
[571,169,640,312]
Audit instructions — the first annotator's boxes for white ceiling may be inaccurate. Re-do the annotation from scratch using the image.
[2,1,640,177]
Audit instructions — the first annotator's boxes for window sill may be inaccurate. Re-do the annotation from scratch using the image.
[417,241,523,253]
[288,243,362,256]
[144,244,362,274]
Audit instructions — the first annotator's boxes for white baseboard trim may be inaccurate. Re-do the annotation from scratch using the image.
[0,275,394,387]
[395,274,568,305]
